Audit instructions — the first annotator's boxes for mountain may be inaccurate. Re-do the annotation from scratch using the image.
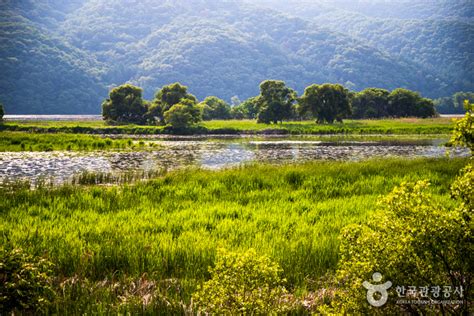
[0,0,472,114]
[252,0,474,95]
[0,9,106,114]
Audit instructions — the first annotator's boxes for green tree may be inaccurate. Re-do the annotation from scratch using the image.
[388,88,435,118]
[352,88,390,118]
[0,102,4,121]
[163,99,201,129]
[102,84,147,123]
[153,82,197,113]
[143,102,162,125]
[453,92,474,109]
[434,92,474,114]
[256,80,296,124]
[198,96,231,120]
[415,97,437,118]
[231,96,259,119]
[193,249,288,314]
[298,83,351,123]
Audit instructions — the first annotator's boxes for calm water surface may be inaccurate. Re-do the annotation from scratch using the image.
[0,136,469,184]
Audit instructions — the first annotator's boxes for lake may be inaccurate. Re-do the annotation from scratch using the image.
[0,135,469,185]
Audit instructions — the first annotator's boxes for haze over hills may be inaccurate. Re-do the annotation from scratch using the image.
[0,0,472,114]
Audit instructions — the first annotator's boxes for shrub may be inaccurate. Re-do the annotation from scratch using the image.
[449,100,473,153]
[0,248,56,313]
[193,249,288,314]
[325,102,473,314]
[325,167,472,314]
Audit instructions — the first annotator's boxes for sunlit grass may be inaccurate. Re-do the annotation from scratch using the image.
[0,157,466,313]
[1,117,456,135]
[202,118,455,134]
[0,132,160,151]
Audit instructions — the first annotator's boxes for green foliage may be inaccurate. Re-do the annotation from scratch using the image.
[352,88,390,119]
[194,249,287,314]
[0,132,143,152]
[328,176,472,314]
[230,96,259,119]
[450,163,474,220]
[5,0,467,114]
[278,1,474,96]
[163,99,201,129]
[0,11,106,114]
[0,158,466,313]
[143,102,162,125]
[0,102,4,121]
[256,80,296,124]
[449,100,474,153]
[388,88,436,118]
[0,247,56,313]
[198,96,231,120]
[102,84,147,124]
[298,83,351,123]
[1,117,456,136]
[435,92,474,114]
[327,101,473,314]
[153,83,197,113]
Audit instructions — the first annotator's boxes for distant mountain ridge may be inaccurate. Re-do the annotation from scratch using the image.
[0,0,472,114]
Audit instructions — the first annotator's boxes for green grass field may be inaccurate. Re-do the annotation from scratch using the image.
[203,117,456,134]
[1,117,456,135]
[0,132,162,151]
[0,157,467,313]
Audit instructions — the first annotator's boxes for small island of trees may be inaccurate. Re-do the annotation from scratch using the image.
[102,80,438,129]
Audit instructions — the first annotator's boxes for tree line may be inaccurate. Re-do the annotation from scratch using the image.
[102,80,440,128]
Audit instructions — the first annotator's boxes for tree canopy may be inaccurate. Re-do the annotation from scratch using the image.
[102,84,147,123]
[351,88,390,119]
[198,96,231,120]
[153,83,197,113]
[388,88,436,118]
[230,96,259,120]
[298,83,351,123]
[256,80,296,124]
[163,99,201,130]
[435,92,474,114]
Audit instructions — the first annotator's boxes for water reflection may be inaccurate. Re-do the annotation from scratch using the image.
[0,137,469,184]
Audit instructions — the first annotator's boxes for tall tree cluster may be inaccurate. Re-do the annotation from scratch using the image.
[434,91,474,114]
[102,83,202,129]
[352,88,436,119]
[298,84,352,123]
[102,80,440,128]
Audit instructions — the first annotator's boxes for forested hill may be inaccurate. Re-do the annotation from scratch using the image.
[260,0,474,98]
[0,0,472,114]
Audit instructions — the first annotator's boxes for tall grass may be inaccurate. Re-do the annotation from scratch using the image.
[0,132,159,151]
[0,158,467,313]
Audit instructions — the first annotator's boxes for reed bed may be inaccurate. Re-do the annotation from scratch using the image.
[0,157,467,313]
